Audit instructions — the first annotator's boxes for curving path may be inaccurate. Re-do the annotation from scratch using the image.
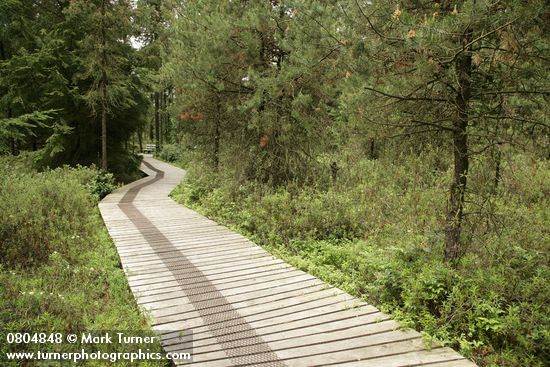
[99,155,477,367]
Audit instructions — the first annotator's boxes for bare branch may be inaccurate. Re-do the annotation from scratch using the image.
[365,86,448,102]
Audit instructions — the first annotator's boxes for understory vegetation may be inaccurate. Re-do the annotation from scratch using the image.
[170,148,549,367]
[0,156,166,366]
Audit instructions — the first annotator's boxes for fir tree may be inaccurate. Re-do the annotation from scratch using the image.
[74,0,135,170]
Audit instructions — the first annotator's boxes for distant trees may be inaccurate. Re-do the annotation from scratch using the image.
[0,0,150,177]
[134,0,175,151]
[73,0,135,170]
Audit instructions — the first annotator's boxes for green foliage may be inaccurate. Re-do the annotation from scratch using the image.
[156,143,181,163]
[0,0,149,178]
[155,142,196,169]
[165,0,343,183]
[0,157,166,366]
[172,151,550,367]
[0,110,56,144]
[0,158,112,267]
[1,164,91,267]
[109,152,144,184]
[86,169,116,200]
[74,0,135,111]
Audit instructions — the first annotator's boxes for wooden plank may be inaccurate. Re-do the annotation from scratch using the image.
[135,274,319,306]
[126,258,288,283]
[131,266,299,295]
[156,297,370,338]
[135,272,317,301]
[153,288,349,326]
[193,336,425,367]
[141,278,324,313]
[123,256,284,275]
[187,310,392,349]
[128,262,292,287]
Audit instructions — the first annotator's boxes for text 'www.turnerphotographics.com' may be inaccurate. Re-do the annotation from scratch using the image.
[2,331,193,364]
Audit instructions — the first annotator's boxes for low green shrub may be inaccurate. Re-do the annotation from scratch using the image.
[156,144,181,163]
[1,165,92,267]
[0,157,166,366]
[171,153,550,367]
[156,143,195,168]
[86,169,116,200]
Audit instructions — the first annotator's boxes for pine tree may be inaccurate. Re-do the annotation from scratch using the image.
[340,0,549,261]
[166,0,342,183]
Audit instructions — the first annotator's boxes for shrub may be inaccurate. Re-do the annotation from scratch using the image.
[157,144,181,162]
[0,157,166,366]
[1,166,90,267]
[86,169,116,199]
[171,153,550,367]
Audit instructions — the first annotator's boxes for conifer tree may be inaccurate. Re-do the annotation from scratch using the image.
[166,0,342,183]
[74,0,135,170]
[340,0,549,261]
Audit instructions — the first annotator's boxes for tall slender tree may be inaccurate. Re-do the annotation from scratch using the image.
[165,0,343,183]
[75,0,135,170]
[135,0,172,150]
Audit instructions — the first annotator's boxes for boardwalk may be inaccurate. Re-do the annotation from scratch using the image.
[99,156,476,367]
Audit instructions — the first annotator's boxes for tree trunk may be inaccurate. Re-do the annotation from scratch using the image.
[100,0,108,170]
[101,80,108,170]
[369,139,377,159]
[149,95,154,140]
[0,40,6,60]
[155,91,160,150]
[138,127,143,152]
[167,88,173,143]
[494,144,501,191]
[160,90,164,147]
[213,99,220,171]
[444,28,472,262]
[330,161,339,182]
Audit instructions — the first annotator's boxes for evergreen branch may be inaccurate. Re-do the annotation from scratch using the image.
[299,9,345,47]
[373,119,456,132]
[365,86,448,102]
[354,0,403,43]
[473,114,549,129]
[411,119,456,132]
[442,20,517,64]
[386,128,442,139]
[480,90,550,96]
